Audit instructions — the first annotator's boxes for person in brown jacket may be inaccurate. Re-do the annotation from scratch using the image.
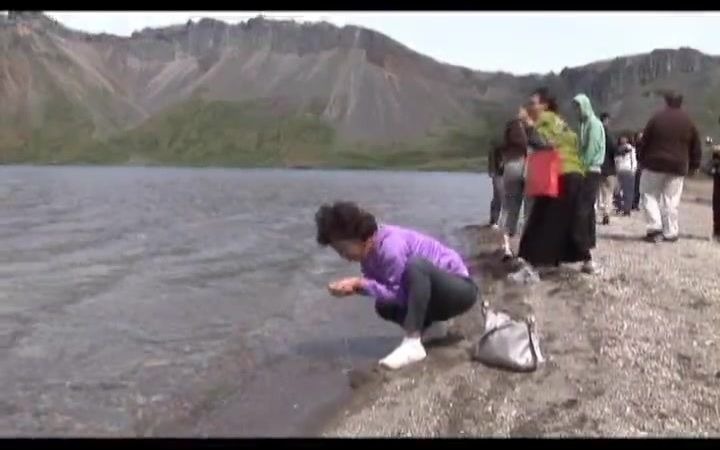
[499,106,530,259]
[639,92,702,243]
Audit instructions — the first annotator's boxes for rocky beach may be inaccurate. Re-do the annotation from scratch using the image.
[324,178,720,437]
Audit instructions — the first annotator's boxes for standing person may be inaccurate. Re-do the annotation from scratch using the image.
[710,144,720,242]
[632,131,644,211]
[315,202,479,370]
[573,94,606,272]
[597,113,617,225]
[487,141,504,229]
[639,92,702,243]
[614,135,638,216]
[514,88,592,275]
[499,106,530,259]
[712,115,720,242]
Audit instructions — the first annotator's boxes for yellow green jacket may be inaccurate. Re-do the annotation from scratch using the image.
[535,111,585,175]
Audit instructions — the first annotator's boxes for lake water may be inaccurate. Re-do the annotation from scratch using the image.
[0,167,491,436]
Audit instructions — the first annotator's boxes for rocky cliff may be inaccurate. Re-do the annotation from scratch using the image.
[1,11,719,166]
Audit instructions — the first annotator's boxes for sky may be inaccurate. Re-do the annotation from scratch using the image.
[45,11,720,75]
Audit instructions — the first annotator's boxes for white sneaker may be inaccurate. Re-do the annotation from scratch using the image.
[501,235,513,260]
[580,260,597,275]
[502,248,514,261]
[422,321,449,344]
[379,337,427,370]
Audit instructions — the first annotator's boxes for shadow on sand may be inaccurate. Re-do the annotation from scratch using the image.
[600,232,710,243]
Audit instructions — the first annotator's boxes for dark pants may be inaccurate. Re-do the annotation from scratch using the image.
[581,172,603,252]
[714,175,720,237]
[617,171,636,214]
[518,173,589,266]
[633,169,643,210]
[490,174,504,225]
[375,257,479,334]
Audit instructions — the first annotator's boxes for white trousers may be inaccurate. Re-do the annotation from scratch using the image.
[639,169,684,238]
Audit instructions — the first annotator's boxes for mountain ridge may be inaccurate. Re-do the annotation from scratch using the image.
[1,11,719,168]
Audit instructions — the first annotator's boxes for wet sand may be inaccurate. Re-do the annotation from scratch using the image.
[324,178,720,437]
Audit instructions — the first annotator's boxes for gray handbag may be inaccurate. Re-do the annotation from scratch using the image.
[472,301,545,372]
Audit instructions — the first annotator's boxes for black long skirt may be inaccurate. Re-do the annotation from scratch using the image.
[518,173,592,267]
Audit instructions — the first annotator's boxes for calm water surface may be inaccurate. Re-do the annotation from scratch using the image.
[0,167,491,436]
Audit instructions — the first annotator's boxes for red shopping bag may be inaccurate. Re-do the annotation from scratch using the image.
[526,150,561,198]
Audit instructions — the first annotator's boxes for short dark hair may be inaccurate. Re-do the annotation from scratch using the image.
[315,201,378,246]
[532,87,559,113]
[664,91,683,108]
[600,112,610,122]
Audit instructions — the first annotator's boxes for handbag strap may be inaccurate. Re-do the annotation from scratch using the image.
[526,320,540,370]
[477,321,513,343]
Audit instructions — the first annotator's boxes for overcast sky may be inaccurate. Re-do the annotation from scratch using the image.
[46,11,720,75]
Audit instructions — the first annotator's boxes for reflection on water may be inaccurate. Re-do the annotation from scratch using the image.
[0,166,489,436]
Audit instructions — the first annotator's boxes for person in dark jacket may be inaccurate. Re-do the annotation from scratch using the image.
[713,115,720,242]
[597,113,617,225]
[711,146,720,242]
[639,92,702,243]
[487,141,505,228]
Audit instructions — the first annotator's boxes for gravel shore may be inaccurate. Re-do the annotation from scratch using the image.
[324,178,720,437]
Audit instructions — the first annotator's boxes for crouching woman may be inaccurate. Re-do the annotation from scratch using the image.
[315,201,479,370]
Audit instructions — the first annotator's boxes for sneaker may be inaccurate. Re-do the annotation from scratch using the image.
[663,235,679,243]
[490,223,500,231]
[601,215,610,226]
[501,244,514,261]
[580,260,597,275]
[621,211,631,217]
[422,321,449,345]
[379,337,427,370]
[501,235,513,261]
[644,231,663,244]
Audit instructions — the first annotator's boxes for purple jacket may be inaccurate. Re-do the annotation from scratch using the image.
[359,224,470,306]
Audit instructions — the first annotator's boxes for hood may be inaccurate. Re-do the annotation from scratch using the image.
[573,94,596,121]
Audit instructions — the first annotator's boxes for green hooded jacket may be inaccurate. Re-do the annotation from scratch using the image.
[573,94,606,172]
[535,111,584,175]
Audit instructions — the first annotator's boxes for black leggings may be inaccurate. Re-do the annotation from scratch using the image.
[374,257,479,333]
[714,175,720,236]
[580,172,602,252]
[633,169,642,209]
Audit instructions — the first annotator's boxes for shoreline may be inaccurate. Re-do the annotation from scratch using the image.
[323,178,720,437]
[0,163,485,175]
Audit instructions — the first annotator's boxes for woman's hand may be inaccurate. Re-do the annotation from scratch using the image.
[328,277,363,297]
[517,108,528,121]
